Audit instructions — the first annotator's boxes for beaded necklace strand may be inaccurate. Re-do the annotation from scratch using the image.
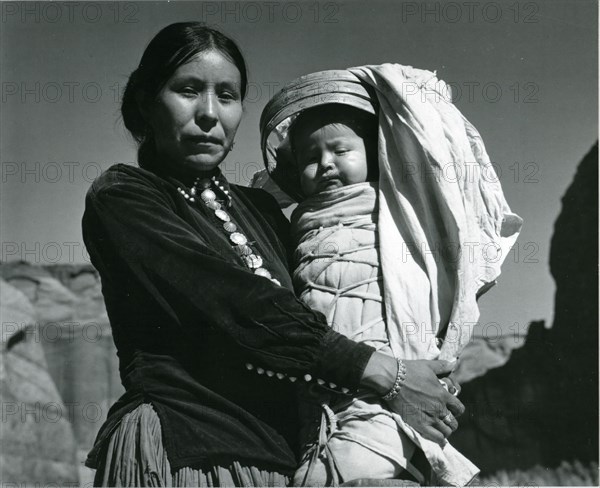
[177,175,280,286]
[177,175,349,394]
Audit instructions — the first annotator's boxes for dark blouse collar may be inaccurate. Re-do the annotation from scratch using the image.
[141,158,231,193]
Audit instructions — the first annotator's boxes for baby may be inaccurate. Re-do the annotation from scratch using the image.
[259,65,522,487]
[289,103,423,485]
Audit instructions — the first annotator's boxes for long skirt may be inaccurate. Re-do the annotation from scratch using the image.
[93,403,290,487]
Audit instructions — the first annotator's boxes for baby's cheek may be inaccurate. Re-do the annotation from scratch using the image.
[302,166,317,181]
[300,169,316,195]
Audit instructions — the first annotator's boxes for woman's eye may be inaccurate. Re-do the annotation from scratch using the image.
[179,87,197,97]
[219,91,239,102]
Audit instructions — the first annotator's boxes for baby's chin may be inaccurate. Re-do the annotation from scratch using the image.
[304,180,375,198]
[316,179,344,193]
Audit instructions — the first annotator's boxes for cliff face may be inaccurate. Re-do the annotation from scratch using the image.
[1,279,79,485]
[448,320,552,472]
[546,142,599,464]
[0,262,124,485]
[450,143,599,473]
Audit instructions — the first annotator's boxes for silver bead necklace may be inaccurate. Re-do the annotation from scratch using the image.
[178,175,351,395]
[177,176,280,286]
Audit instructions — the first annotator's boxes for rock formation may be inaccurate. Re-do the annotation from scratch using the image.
[0,262,123,485]
[1,279,79,485]
[450,143,599,474]
[546,142,598,464]
[449,320,551,472]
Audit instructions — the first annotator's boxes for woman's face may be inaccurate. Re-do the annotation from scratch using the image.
[144,49,243,173]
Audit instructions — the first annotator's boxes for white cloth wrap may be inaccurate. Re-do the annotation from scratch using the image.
[347,64,523,361]
[291,184,478,486]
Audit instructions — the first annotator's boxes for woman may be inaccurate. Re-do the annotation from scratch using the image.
[83,22,464,487]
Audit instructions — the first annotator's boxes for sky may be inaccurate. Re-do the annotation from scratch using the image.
[1,0,598,339]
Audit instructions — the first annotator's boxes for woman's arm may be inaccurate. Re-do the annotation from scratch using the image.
[82,166,373,390]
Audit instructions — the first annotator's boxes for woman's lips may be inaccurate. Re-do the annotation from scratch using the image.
[185,135,222,145]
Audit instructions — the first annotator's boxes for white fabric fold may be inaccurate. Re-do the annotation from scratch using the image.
[348,63,523,362]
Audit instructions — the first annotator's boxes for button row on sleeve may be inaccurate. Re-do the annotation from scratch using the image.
[245,362,350,394]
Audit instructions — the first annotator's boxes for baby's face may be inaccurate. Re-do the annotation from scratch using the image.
[295,122,370,196]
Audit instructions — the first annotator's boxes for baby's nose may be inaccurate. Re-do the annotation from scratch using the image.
[319,152,336,168]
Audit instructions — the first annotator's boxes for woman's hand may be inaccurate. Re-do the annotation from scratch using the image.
[389,360,464,444]
[361,353,465,445]
[440,373,462,396]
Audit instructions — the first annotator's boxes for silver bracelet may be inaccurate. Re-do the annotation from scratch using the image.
[382,358,406,401]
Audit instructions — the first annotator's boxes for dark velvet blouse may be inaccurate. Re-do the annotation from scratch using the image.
[82,163,374,475]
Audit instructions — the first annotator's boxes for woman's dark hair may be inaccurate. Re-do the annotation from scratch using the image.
[121,22,248,167]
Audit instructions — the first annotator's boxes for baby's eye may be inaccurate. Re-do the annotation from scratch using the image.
[334,148,349,155]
